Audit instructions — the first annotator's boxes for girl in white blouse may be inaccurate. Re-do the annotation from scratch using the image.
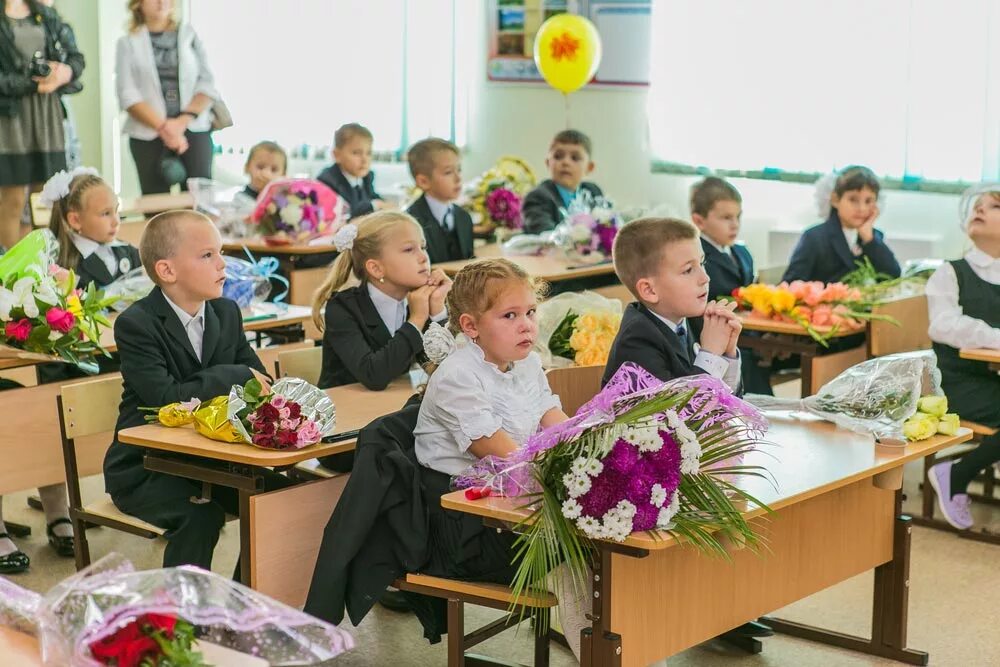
[927,184,1000,530]
[414,258,590,661]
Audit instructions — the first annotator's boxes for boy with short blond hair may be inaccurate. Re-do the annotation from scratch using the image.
[522,129,605,234]
[105,210,290,572]
[405,137,474,263]
[317,122,391,218]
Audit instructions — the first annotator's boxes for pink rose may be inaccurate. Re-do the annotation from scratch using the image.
[296,419,321,447]
[4,319,32,343]
[270,395,287,409]
[278,406,290,420]
[45,307,76,334]
[279,418,300,431]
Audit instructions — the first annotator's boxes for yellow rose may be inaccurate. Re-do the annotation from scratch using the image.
[771,289,796,314]
[576,313,600,332]
[903,413,938,441]
[570,329,594,352]
[575,346,603,366]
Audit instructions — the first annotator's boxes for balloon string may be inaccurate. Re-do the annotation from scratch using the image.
[564,93,570,128]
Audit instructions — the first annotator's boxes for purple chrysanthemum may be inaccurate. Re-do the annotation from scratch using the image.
[485,187,523,229]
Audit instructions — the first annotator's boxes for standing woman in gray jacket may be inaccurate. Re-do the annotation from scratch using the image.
[116,0,218,195]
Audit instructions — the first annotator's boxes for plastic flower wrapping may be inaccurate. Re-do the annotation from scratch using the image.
[454,362,772,621]
[188,177,257,240]
[221,254,287,309]
[249,179,347,245]
[0,230,116,373]
[500,192,626,261]
[0,554,354,666]
[745,351,946,441]
[533,291,623,368]
[732,279,896,346]
[462,156,536,237]
[103,267,154,312]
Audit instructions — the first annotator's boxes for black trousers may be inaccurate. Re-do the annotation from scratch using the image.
[944,370,1000,494]
[129,130,213,195]
[110,467,293,572]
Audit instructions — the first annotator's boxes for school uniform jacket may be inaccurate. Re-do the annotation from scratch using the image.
[406,194,474,264]
[782,212,901,284]
[103,287,265,494]
[75,243,141,290]
[522,179,604,234]
[319,285,425,390]
[316,164,384,218]
[702,238,754,302]
[602,302,706,387]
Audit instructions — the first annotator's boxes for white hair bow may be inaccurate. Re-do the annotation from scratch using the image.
[39,166,100,208]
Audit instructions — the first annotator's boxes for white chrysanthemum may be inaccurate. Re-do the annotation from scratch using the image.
[279,202,303,226]
[577,516,600,537]
[585,458,604,477]
[680,457,700,475]
[571,457,589,475]
[656,491,681,528]
[649,483,667,508]
[625,421,662,453]
[676,423,698,446]
[664,409,683,430]
[616,500,636,518]
[422,322,457,364]
[566,473,592,498]
[561,498,582,520]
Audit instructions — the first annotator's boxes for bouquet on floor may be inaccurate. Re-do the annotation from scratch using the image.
[0,553,354,666]
[841,257,929,301]
[732,279,896,346]
[0,229,116,372]
[455,363,772,620]
[464,156,536,240]
[550,192,623,263]
[745,351,947,442]
[534,291,623,368]
[146,375,336,450]
[249,179,346,245]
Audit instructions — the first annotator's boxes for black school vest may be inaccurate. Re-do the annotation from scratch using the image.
[932,259,1000,379]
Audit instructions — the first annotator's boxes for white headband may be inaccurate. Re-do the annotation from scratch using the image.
[39,167,101,208]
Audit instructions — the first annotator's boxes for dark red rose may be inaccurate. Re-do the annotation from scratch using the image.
[89,617,164,666]
[287,401,301,419]
[257,420,276,436]
[257,402,279,421]
[277,429,299,448]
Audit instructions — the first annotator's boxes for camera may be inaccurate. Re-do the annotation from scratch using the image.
[29,51,51,78]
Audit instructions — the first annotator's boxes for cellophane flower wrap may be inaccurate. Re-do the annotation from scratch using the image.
[550,192,622,262]
[103,267,154,312]
[454,363,772,622]
[188,177,256,240]
[0,554,354,666]
[534,291,623,368]
[0,229,117,373]
[227,376,336,450]
[745,350,944,441]
[249,178,346,245]
[732,279,897,346]
[221,255,283,308]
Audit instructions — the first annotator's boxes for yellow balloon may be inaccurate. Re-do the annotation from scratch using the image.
[533,14,602,95]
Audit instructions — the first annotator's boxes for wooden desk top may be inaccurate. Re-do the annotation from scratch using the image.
[0,627,41,667]
[123,192,195,216]
[117,378,414,466]
[436,243,616,282]
[442,413,972,550]
[0,304,311,372]
[738,313,865,338]
[959,347,1000,364]
[222,238,338,256]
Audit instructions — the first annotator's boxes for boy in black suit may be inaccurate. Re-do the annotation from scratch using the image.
[522,129,604,234]
[104,210,291,571]
[689,177,773,395]
[405,138,474,263]
[241,140,286,200]
[317,123,390,218]
[602,217,773,642]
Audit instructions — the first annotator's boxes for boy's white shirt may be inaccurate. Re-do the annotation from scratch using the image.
[647,310,742,390]
[926,246,1000,350]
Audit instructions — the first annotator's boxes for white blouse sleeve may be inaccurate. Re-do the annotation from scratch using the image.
[926,263,1000,350]
[431,367,503,452]
[530,355,562,416]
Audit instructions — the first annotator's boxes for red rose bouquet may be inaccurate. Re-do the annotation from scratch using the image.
[89,613,204,667]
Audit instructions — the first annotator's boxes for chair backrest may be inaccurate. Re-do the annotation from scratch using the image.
[546,364,605,416]
[59,375,124,440]
[275,345,322,385]
[868,295,931,357]
[756,265,788,284]
[29,192,50,228]
[591,283,634,305]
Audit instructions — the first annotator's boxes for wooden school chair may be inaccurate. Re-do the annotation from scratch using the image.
[868,295,931,357]
[756,264,787,284]
[274,344,322,385]
[56,375,165,569]
[591,283,634,305]
[546,364,605,416]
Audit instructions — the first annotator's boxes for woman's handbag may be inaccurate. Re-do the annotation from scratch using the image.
[210,97,233,131]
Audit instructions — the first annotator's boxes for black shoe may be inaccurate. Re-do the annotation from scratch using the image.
[732,620,774,638]
[0,533,30,574]
[378,588,412,613]
[46,518,75,558]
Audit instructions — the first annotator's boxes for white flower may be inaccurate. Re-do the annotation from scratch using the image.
[657,491,681,528]
[586,458,604,476]
[32,276,59,306]
[664,410,683,430]
[332,223,358,252]
[561,498,582,520]
[422,322,457,364]
[649,483,667,508]
[577,516,600,537]
[615,500,636,518]
[566,473,592,498]
[39,167,99,208]
[279,202,303,226]
[681,457,700,475]
[571,457,589,475]
[0,276,41,320]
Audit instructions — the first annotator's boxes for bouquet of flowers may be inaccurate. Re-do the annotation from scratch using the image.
[146,376,336,450]
[534,291,623,368]
[0,553,354,666]
[841,257,928,301]
[455,363,771,621]
[551,193,622,262]
[902,395,961,441]
[248,178,346,245]
[464,156,536,238]
[732,279,896,346]
[0,230,116,372]
[746,351,945,441]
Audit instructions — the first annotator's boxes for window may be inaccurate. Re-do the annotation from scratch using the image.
[647,0,1000,184]
[189,0,471,154]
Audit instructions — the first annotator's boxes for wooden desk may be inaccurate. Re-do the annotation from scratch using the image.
[122,192,195,217]
[444,415,973,666]
[117,378,414,588]
[738,315,867,397]
[0,627,41,667]
[960,347,1000,372]
[436,243,617,283]
[0,304,312,373]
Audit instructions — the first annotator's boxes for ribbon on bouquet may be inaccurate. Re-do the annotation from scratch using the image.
[233,247,289,307]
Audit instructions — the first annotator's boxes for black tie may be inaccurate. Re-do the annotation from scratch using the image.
[352,184,364,201]
[726,250,740,272]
